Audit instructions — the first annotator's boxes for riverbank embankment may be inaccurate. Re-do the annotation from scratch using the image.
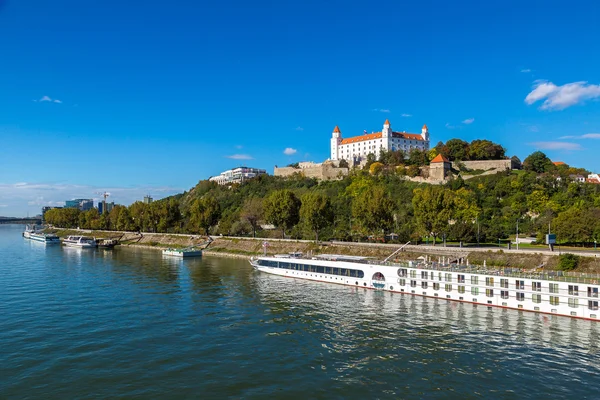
[46,228,600,272]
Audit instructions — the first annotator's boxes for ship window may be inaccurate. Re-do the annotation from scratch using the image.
[532,294,541,303]
[421,271,428,279]
[422,281,428,289]
[399,279,406,286]
[516,280,525,290]
[516,292,525,301]
[550,296,560,306]
[588,287,599,298]
[568,298,579,308]
[471,287,479,295]
[501,290,509,299]
[486,277,494,287]
[445,284,452,292]
[433,283,440,290]
[445,273,452,282]
[500,279,508,288]
[549,283,559,294]
[398,268,407,277]
[589,301,599,310]
[532,282,542,292]
[471,276,479,285]
[410,280,417,288]
[486,289,494,297]
[458,286,465,294]
[410,270,416,278]
[569,285,579,296]
[457,274,465,283]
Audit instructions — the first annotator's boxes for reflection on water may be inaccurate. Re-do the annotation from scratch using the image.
[1,223,600,399]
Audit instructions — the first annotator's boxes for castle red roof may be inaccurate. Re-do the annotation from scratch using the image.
[431,154,449,163]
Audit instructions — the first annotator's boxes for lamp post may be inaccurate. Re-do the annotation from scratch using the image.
[516,218,520,251]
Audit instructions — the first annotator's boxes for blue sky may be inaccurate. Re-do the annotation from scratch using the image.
[1,0,600,216]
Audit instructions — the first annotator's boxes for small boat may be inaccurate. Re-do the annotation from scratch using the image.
[63,236,97,248]
[162,247,203,258]
[97,239,119,249]
[30,232,61,244]
[22,224,37,239]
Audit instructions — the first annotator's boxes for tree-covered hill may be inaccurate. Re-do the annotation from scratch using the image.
[44,149,598,246]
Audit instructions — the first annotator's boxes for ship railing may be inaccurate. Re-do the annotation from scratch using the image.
[375,260,600,285]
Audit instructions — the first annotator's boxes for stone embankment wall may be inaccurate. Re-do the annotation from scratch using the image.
[455,159,517,172]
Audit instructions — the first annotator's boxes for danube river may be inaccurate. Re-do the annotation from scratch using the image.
[2,224,600,398]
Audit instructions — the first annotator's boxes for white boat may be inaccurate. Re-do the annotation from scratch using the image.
[63,236,97,248]
[250,251,600,321]
[162,247,203,257]
[30,232,61,244]
[22,224,37,239]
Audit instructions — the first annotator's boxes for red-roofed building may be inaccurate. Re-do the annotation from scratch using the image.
[331,120,430,162]
[553,161,567,166]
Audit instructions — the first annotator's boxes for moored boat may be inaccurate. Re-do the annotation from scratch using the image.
[97,239,119,249]
[162,247,203,257]
[29,231,61,244]
[63,236,97,248]
[250,250,600,321]
[22,224,37,239]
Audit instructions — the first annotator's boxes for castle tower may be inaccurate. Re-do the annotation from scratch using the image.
[421,124,429,141]
[382,119,391,138]
[331,126,342,160]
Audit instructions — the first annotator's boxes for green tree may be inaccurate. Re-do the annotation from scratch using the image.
[369,162,384,175]
[523,151,553,173]
[241,197,264,237]
[558,253,579,271]
[468,139,506,160]
[352,186,394,235]
[300,192,333,242]
[263,189,301,238]
[412,186,455,245]
[446,139,470,161]
[190,196,221,235]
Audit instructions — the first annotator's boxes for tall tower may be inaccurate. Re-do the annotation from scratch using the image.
[331,126,342,160]
[382,119,391,138]
[421,124,429,141]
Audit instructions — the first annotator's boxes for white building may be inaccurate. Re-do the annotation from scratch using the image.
[209,167,267,185]
[330,119,430,162]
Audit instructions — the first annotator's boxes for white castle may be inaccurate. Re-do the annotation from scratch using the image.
[330,119,430,162]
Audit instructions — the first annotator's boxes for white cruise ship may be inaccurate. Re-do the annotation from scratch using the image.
[250,252,600,321]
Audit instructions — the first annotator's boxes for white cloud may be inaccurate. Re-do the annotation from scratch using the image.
[283,148,297,156]
[36,95,62,103]
[401,113,412,117]
[521,69,531,73]
[559,133,600,140]
[295,127,304,131]
[445,123,456,129]
[372,108,390,113]
[226,154,254,160]
[529,141,582,151]
[525,80,600,110]
[462,118,475,124]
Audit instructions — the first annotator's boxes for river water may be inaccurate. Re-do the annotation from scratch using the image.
[1,224,600,399]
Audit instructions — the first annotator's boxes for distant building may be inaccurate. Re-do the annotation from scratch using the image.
[143,195,153,204]
[209,167,267,185]
[553,161,567,166]
[274,160,348,180]
[587,174,600,184]
[330,120,430,163]
[65,198,93,211]
[98,202,115,214]
[569,174,586,183]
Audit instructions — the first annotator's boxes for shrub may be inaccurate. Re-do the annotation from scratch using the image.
[558,253,579,271]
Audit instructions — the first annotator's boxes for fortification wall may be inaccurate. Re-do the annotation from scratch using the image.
[453,159,517,171]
